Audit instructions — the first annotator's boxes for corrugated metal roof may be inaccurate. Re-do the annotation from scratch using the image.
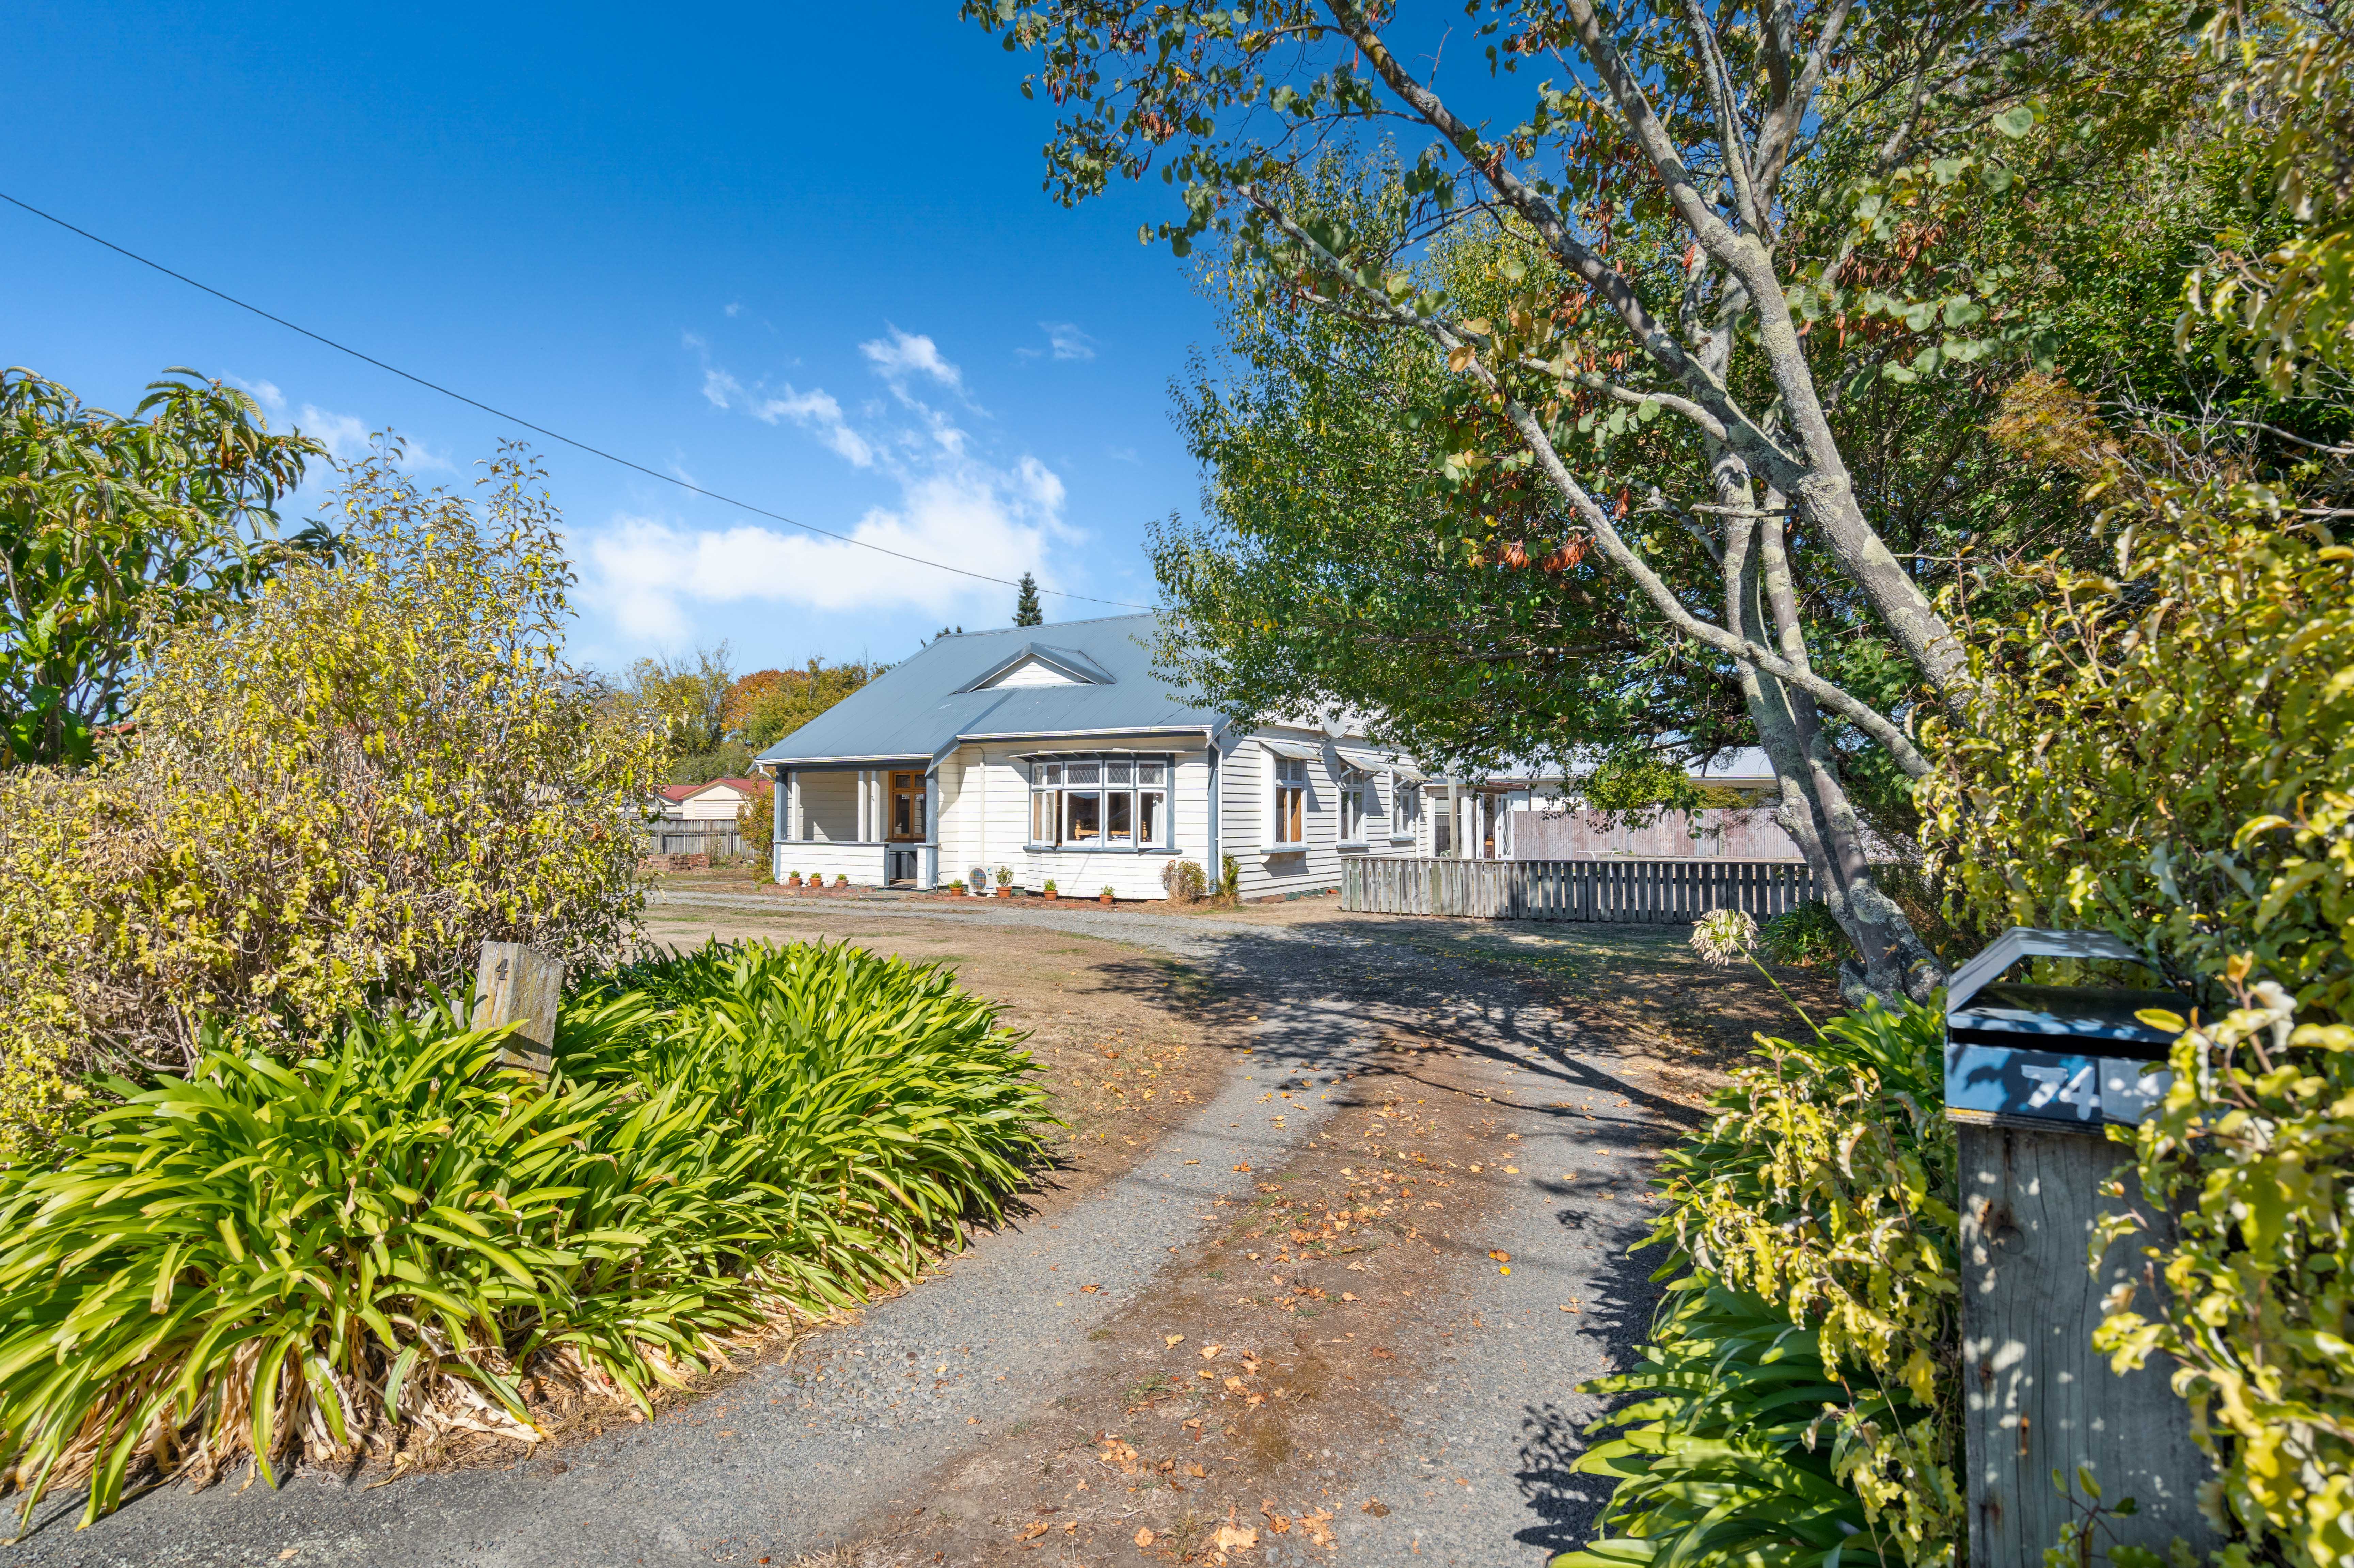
[754,614,1221,767]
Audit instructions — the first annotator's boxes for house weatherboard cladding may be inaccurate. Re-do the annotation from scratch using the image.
[751,613,1423,900]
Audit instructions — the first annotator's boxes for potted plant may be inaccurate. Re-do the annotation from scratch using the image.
[1099,885,1116,906]
[1042,878,1059,901]
[994,866,1013,898]
[946,878,966,896]
[835,873,850,889]
[786,870,802,889]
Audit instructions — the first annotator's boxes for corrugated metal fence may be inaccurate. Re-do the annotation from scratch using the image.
[1343,857,1818,923]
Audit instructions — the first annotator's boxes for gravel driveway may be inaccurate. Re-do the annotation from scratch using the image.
[5,891,1749,1568]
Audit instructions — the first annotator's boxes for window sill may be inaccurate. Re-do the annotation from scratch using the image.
[1261,843,1308,856]
[1024,843,1174,855]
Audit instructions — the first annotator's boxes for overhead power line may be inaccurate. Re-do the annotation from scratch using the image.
[0,189,1153,611]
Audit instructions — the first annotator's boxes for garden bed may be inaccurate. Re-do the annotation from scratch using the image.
[0,939,1053,1526]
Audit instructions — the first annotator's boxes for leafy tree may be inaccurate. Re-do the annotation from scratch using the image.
[2181,0,2354,394]
[1154,118,2269,848]
[1013,571,1043,626]
[736,658,885,751]
[0,443,663,1152]
[0,368,324,768]
[621,643,735,773]
[967,0,2214,998]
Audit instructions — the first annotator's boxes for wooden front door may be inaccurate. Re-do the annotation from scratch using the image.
[888,771,926,842]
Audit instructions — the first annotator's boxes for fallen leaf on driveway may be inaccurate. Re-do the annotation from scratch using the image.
[1363,1499,1392,1516]
[1224,1375,1246,1391]
[1188,1461,1207,1477]
[1166,1334,1186,1347]
[1080,1283,1101,1293]
[1341,1292,1358,1301]
[1200,1343,1223,1359]
[1018,1520,1050,1540]
[1234,1162,1252,1172]
[1215,1522,1259,1551]
[1260,1501,1290,1532]
[1489,1250,1512,1262]
[1299,1508,1338,1547]
[1135,1527,1156,1547]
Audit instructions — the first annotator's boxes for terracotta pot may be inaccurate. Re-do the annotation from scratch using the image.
[1043,890,1058,901]
[994,884,1012,898]
[1099,894,1115,906]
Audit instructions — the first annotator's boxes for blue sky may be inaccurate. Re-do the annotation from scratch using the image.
[0,2,1214,676]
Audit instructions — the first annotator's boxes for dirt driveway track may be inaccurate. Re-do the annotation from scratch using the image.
[6,891,1822,1568]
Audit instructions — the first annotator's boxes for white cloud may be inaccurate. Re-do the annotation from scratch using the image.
[585,454,1070,641]
[724,302,743,318]
[1041,322,1098,361]
[746,386,874,467]
[595,325,1083,641]
[226,374,286,412]
[288,405,454,472]
[859,327,964,394]
[294,405,375,461]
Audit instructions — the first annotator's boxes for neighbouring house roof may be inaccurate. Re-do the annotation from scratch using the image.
[756,614,1222,767]
[655,777,762,807]
[1454,746,1781,789]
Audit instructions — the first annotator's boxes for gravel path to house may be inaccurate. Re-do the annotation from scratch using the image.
[5,892,1816,1568]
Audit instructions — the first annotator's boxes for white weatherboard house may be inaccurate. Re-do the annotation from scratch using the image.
[752,614,1429,900]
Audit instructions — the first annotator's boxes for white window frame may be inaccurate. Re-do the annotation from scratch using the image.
[1337,768,1373,848]
[1390,775,1420,841]
[1267,754,1309,851]
[1027,753,1172,853]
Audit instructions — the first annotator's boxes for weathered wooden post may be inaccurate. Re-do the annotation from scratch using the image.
[1944,928,2220,1568]
[474,940,563,1077]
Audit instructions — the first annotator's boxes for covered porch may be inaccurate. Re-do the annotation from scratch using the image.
[768,761,937,888]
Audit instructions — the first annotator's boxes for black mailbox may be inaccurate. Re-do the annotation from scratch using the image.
[1944,927,2186,1129]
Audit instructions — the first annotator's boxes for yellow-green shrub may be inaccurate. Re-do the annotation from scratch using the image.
[2095,975,2354,1568]
[1921,473,2354,1022]
[1643,1001,1963,1567]
[0,444,664,1157]
[1922,441,2354,1565]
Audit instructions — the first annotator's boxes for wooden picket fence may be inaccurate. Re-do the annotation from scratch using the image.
[642,821,748,860]
[1342,856,1818,924]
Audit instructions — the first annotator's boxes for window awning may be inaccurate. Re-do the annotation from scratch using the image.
[1259,738,1324,762]
[1334,745,1393,773]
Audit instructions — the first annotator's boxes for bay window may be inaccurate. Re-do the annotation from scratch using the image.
[1027,753,1172,850]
